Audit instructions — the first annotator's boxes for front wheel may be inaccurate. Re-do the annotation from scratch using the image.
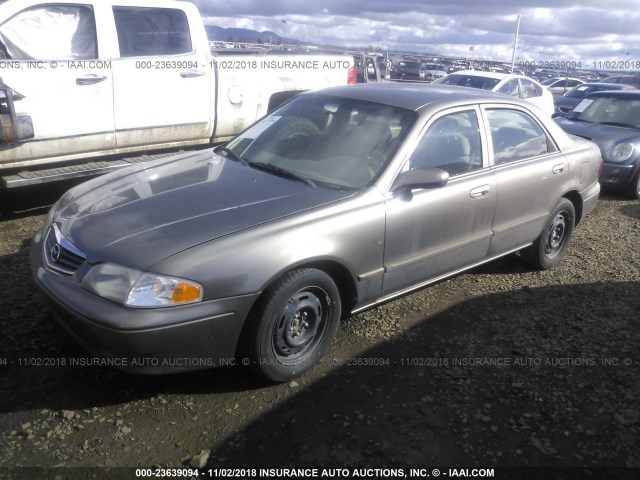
[521,198,575,270]
[244,268,341,382]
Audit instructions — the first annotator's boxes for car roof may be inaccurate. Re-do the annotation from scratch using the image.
[307,82,531,111]
[445,69,511,80]
[578,82,629,88]
[548,77,582,81]
[587,90,640,99]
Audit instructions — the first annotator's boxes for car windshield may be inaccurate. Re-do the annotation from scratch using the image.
[568,96,640,129]
[225,94,417,189]
[434,74,500,91]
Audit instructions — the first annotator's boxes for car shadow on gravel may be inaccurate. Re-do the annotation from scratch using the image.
[0,243,272,416]
[619,203,640,220]
[204,281,640,471]
[0,180,86,221]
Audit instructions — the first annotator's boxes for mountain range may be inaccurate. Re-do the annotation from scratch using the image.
[205,25,298,45]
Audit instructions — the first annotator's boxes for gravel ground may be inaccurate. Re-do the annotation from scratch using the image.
[0,184,638,479]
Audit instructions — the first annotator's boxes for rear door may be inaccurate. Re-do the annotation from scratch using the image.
[382,107,497,296]
[0,2,115,168]
[111,3,212,148]
[482,106,568,255]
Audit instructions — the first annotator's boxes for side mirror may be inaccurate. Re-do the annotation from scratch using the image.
[391,167,449,193]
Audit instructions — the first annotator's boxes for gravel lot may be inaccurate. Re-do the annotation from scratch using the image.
[0,183,638,479]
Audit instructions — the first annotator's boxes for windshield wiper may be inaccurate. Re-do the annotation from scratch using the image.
[248,161,317,187]
[599,121,638,129]
[214,145,248,165]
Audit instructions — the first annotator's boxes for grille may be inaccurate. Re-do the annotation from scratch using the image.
[43,225,86,275]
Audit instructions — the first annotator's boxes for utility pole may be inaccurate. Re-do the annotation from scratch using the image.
[510,14,521,73]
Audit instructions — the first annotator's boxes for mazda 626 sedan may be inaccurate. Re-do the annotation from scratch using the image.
[31,83,601,382]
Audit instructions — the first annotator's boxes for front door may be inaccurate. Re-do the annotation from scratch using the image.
[382,108,497,296]
[0,3,114,168]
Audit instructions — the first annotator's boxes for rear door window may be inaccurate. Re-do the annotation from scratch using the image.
[486,109,555,165]
[113,7,192,57]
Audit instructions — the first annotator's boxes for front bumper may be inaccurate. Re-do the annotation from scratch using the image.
[599,161,640,191]
[30,234,259,374]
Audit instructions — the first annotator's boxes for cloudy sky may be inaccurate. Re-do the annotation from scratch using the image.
[192,0,640,66]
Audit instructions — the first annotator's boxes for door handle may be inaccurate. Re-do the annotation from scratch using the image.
[180,70,206,78]
[469,185,491,199]
[552,164,566,174]
[76,74,107,85]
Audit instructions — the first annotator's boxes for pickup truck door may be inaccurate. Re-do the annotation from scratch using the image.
[110,4,213,148]
[0,3,115,169]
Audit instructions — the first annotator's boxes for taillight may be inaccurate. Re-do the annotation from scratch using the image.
[348,66,357,85]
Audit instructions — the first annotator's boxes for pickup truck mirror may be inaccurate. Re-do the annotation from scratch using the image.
[391,167,449,193]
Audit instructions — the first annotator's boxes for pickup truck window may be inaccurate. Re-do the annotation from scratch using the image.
[0,5,96,60]
[113,7,192,57]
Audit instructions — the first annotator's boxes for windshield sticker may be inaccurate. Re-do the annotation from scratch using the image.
[572,99,593,113]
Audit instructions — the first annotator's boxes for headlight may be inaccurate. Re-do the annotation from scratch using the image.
[611,143,635,162]
[80,263,202,308]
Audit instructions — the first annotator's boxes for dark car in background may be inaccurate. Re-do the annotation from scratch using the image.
[395,60,427,81]
[554,83,633,115]
[555,90,640,198]
[600,75,640,89]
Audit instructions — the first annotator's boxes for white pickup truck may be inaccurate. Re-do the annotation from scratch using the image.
[0,0,355,188]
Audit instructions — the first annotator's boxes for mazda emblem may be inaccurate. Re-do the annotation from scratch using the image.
[50,244,61,263]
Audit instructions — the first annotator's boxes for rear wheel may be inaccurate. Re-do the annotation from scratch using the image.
[521,198,575,270]
[625,170,640,199]
[245,268,341,382]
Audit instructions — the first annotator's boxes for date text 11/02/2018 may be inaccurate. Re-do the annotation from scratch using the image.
[518,60,640,70]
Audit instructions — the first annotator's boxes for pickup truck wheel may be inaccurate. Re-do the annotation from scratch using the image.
[521,198,575,270]
[246,268,341,382]
[272,117,320,141]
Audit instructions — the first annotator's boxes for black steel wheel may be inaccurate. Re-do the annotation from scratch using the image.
[245,268,341,382]
[521,198,575,270]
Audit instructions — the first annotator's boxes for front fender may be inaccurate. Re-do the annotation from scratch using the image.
[151,188,387,309]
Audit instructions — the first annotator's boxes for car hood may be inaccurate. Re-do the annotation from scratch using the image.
[53,150,355,269]
[554,117,640,159]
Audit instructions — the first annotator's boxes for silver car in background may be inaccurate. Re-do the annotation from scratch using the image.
[31,84,601,382]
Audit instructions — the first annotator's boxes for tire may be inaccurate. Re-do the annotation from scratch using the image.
[271,117,320,141]
[625,170,640,199]
[244,268,341,382]
[521,198,575,270]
